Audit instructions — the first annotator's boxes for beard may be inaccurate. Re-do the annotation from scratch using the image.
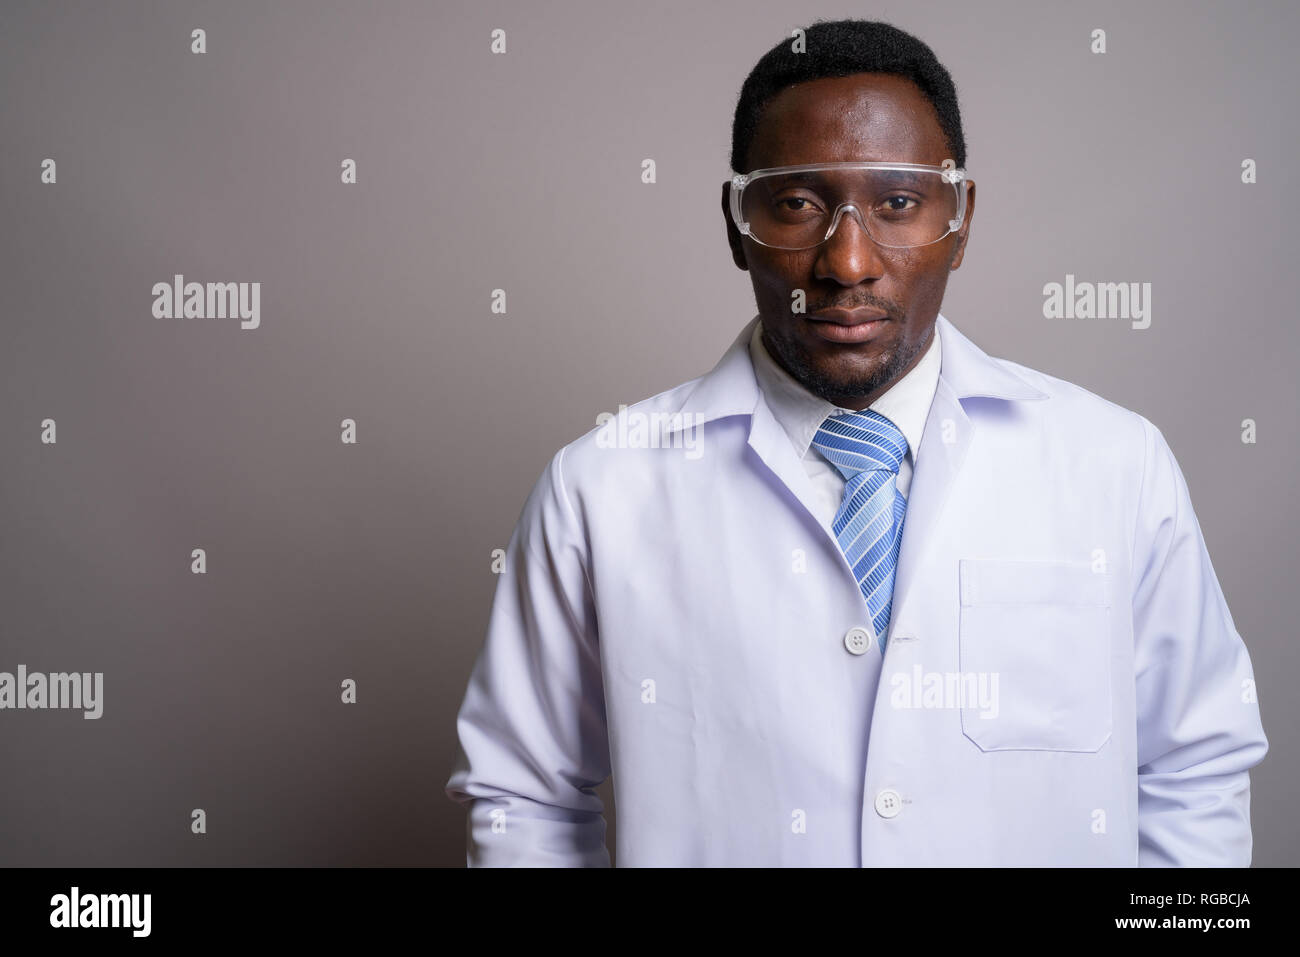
[761,319,930,407]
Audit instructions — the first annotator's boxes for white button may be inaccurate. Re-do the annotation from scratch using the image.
[843,626,872,655]
[874,788,902,818]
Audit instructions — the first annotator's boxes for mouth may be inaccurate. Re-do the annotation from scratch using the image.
[806,307,890,344]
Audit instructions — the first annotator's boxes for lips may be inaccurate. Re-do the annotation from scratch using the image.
[809,307,889,325]
[805,307,891,344]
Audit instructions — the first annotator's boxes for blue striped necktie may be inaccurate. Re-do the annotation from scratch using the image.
[810,409,909,649]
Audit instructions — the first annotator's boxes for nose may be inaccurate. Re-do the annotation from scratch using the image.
[814,203,886,283]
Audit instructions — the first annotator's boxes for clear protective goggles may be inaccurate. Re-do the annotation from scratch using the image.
[729,161,969,250]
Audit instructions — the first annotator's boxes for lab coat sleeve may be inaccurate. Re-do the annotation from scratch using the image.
[1131,418,1268,866]
[444,445,612,866]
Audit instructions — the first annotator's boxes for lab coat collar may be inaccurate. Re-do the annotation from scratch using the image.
[669,311,1048,433]
[934,313,1050,403]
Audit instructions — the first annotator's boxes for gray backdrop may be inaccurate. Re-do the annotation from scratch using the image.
[1,0,1296,866]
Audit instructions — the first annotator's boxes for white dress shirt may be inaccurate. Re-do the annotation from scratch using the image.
[748,316,942,529]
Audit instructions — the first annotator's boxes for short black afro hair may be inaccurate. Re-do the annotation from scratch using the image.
[729,19,966,174]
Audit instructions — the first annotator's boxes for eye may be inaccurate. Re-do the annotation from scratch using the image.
[882,195,918,212]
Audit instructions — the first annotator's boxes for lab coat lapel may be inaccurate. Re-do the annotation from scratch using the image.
[675,316,835,536]
[887,374,971,633]
[888,315,1050,633]
[746,390,836,537]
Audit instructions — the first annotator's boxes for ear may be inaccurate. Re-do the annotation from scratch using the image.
[721,180,749,271]
[949,179,975,271]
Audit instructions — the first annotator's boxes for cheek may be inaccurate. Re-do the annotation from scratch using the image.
[895,258,953,306]
[891,247,924,269]
[754,260,811,303]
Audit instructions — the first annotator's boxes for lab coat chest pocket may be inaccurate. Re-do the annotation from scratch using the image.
[958,559,1112,752]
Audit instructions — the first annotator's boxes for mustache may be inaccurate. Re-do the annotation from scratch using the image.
[811,298,896,317]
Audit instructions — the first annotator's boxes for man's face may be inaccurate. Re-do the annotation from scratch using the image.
[722,72,975,410]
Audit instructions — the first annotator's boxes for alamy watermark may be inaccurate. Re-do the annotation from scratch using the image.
[1043,273,1151,329]
[152,274,260,329]
[50,887,150,937]
[0,665,103,719]
[595,405,705,459]
[889,665,999,719]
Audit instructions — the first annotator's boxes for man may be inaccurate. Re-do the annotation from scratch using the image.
[445,19,1268,866]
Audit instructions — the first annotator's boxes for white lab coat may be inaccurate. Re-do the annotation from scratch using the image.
[445,313,1268,866]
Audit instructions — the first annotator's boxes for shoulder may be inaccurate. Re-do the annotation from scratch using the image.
[991,357,1199,531]
[530,372,715,522]
[991,355,1162,457]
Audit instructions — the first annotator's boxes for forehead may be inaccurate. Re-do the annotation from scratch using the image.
[747,73,949,169]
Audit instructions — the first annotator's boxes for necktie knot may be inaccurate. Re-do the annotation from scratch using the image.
[810,409,908,482]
